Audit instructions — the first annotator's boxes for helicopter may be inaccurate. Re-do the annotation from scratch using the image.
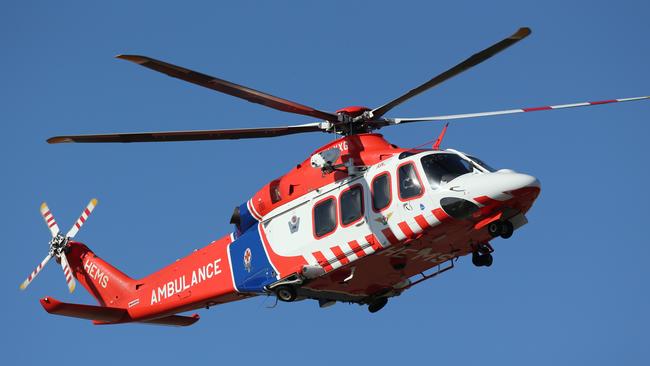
[20,27,649,324]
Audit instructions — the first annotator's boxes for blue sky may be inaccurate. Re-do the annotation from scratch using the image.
[2,1,649,364]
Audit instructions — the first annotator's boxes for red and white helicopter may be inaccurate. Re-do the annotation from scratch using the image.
[21,27,648,325]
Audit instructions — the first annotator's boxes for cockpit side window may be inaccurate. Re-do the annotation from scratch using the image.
[420,153,473,190]
[398,162,424,200]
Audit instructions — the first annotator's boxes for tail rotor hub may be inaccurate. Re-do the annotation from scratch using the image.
[48,234,69,256]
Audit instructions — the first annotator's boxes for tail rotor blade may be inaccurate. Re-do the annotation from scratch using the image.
[59,253,76,293]
[40,202,60,237]
[19,253,53,290]
[66,198,98,239]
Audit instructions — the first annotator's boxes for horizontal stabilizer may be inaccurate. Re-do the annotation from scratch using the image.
[140,314,200,327]
[40,297,127,322]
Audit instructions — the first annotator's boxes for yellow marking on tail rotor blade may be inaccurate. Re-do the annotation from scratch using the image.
[69,282,76,293]
[90,198,98,206]
[40,202,47,210]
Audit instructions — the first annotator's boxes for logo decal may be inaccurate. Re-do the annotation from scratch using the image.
[419,203,425,211]
[374,212,393,225]
[288,215,300,233]
[243,248,252,273]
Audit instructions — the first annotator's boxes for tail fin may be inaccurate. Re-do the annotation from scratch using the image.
[65,241,136,307]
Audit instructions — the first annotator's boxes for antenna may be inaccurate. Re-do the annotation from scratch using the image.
[432,123,449,150]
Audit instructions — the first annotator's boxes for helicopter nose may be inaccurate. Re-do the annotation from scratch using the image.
[498,170,540,191]
[463,170,540,202]
[483,171,541,205]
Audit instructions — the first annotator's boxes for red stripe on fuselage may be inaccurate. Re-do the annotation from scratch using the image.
[330,246,349,265]
[432,208,450,222]
[365,234,384,251]
[398,221,416,239]
[312,251,333,272]
[414,214,430,230]
[348,240,366,258]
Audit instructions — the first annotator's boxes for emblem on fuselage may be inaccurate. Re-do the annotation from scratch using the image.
[288,215,300,233]
[374,212,393,225]
[243,248,252,273]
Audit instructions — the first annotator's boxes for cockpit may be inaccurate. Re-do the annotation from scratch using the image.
[419,152,495,190]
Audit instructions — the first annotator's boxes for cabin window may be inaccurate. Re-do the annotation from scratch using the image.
[398,162,423,200]
[371,173,391,212]
[313,197,337,238]
[340,185,364,226]
[270,179,281,203]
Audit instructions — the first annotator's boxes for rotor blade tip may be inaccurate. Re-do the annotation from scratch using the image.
[69,284,76,293]
[47,136,73,144]
[513,27,532,39]
[116,54,147,64]
[19,284,26,290]
[91,198,98,206]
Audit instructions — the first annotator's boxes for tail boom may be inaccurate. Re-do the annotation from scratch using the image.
[52,234,246,325]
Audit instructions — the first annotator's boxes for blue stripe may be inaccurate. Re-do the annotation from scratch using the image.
[228,225,277,293]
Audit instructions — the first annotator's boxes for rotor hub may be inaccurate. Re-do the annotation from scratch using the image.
[336,106,371,118]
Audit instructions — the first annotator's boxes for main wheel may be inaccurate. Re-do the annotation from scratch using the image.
[482,253,493,267]
[368,297,388,313]
[275,285,297,302]
[487,221,503,238]
[472,251,482,267]
[500,221,514,239]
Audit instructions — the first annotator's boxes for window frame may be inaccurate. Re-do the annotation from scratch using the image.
[338,184,365,228]
[269,179,282,204]
[371,172,392,213]
[312,195,338,239]
[397,161,425,202]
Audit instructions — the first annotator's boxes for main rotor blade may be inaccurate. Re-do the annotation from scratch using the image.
[47,123,327,143]
[40,202,60,237]
[371,27,531,119]
[66,198,98,239]
[386,95,650,125]
[117,55,339,122]
[59,253,76,293]
[19,253,52,290]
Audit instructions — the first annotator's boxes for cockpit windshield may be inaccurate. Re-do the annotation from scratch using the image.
[468,155,496,172]
[420,153,474,190]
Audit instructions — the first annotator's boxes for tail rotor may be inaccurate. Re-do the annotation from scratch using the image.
[19,199,99,293]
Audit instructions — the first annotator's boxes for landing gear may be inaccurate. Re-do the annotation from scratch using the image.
[472,243,493,267]
[274,285,297,302]
[500,221,514,239]
[368,297,388,313]
[487,220,514,239]
[472,251,493,267]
